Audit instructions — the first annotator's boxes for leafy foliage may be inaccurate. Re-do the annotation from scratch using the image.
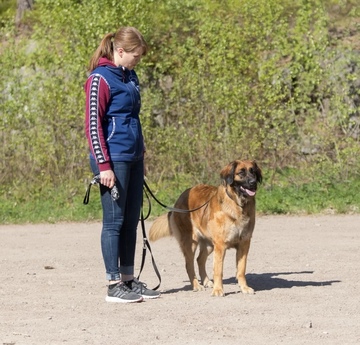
[0,0,359,223]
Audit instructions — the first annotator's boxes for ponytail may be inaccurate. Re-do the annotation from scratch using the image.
[88,32,114,72]
[87,27,148,72]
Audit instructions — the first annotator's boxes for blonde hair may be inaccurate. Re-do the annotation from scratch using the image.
[88,26,148,72]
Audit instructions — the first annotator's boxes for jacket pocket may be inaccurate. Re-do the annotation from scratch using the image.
[106,116,140,155]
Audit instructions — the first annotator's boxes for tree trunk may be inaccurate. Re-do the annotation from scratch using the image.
[15,0,34,27]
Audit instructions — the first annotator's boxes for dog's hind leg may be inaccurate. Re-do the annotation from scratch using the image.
[171,215,203,291]
[236,239,255,294]
[180,239,204,291]
[197,241,213,288]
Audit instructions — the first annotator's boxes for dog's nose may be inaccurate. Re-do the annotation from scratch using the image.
[248,178,257,188]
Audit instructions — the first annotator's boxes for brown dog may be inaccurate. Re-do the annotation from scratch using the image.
[149,160,262,296]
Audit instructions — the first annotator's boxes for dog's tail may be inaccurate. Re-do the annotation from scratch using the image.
[149,213,172,241]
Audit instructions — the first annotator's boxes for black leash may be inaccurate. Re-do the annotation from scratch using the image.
[83,176,161,290]
[143,180,210,213]
[83,175,119,205]
[137,188,161,290]
[136,181,210,290]
[83,176,210,291]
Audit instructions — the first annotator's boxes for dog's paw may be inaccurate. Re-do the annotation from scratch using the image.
[202,278,214,288]
[211,288,225,297]
[193,286,205,292]
[240,285,255,294]
[192,280,205,292]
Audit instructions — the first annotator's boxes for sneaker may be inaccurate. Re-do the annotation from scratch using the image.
[126,278,161,299]
[105,282,143,303]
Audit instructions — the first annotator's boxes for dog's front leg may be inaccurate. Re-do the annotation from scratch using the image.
[211,244,226,297]
[236,239,255,294]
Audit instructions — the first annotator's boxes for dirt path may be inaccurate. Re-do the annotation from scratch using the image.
[0,215,359,345]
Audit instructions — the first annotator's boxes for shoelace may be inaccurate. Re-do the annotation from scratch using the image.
[120,282,133,292]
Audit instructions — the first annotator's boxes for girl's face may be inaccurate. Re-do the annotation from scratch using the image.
[116,46,144,70]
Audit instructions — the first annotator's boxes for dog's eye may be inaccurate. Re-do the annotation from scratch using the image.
[238,168,246,177]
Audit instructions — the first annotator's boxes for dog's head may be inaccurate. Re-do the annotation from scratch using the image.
[220,160,262,198]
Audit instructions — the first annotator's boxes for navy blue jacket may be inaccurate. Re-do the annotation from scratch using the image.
[85,57,145,171]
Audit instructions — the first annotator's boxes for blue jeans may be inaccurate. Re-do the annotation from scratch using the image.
[90,158,144,281]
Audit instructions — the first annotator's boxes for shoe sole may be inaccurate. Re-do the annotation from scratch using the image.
[105,296,143,303]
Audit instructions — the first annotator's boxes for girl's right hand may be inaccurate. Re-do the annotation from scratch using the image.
[100,170,116,189]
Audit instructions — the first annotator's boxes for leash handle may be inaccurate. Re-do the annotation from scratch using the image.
[83,184,92,205]
[83,175,119,205]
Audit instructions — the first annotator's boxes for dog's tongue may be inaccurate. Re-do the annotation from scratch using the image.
[244,188,256,196]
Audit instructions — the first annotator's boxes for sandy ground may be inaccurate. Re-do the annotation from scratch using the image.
[0,215,359,345]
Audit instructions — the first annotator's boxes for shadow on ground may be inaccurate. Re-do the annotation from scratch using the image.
[161,271,341,294]
[234,271,341,291]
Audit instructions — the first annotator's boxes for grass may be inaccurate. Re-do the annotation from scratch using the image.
[257,179,360,215]
[0,176,359,224]
[0,183,102,224]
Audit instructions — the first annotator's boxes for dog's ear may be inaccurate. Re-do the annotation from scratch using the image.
[220,161,237,186]
[252,161,263,183]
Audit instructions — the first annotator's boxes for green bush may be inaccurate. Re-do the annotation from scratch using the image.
[0,0,359,223]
